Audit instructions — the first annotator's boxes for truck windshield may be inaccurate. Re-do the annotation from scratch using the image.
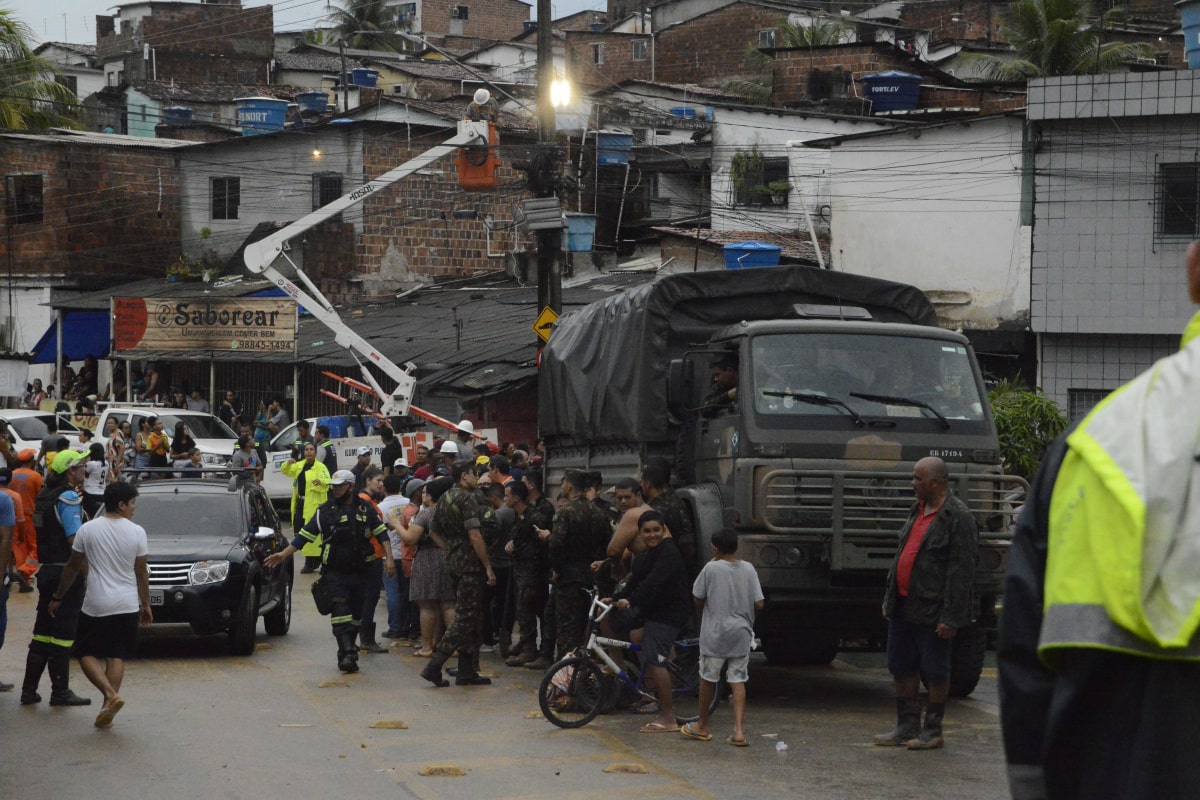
[750,333,986,425]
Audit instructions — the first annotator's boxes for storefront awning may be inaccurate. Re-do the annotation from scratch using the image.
[30,311,110,364]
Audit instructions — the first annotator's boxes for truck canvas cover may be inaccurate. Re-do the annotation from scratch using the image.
[539,265,937,444]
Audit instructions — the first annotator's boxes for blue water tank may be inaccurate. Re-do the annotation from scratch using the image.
[861,70,923,113]
[163,106,193,126]
[668,106,696,119]
[563,213,597,251]
[350,68,379,87]
[296,91,329,113]
[1179,0,1200,68]
[597,131,633,166]
[235,97,288,135]
[723,241,782,270]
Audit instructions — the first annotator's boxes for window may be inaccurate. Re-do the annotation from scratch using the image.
[593,43,605,65]
[731,153,788,206]
[397,2,416,20]
[452,4,468,18]
[632,40,647,61]
[312,173,343,211]
[57,75,78,95]
[757,29,776,48]
[211,176,240,220]
[237,70,257,83]
[1157,163,1199,237]
[1068,388,1109,422]
[5,175,44,225]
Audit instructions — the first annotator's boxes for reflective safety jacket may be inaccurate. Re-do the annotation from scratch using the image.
[1041,335,1200,662]
[1183,309,1200,349]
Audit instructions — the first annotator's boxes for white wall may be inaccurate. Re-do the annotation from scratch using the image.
[178,128,366,265]
[826,115,1029,329]
[710,105,893,233]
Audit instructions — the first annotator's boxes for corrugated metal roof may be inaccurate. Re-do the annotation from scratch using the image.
[652,226,831,267]
[0,128,192,149]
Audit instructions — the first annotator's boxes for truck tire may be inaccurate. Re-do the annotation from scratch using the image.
[263,571,292,636]
[948,624,987,697]
[762,633,839,667]
[228,584,259,656]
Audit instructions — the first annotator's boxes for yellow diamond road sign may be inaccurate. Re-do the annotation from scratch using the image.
[533,306,558,343]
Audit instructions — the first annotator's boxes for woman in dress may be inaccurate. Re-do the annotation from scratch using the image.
[82,443,108,519]
[147,417,170,473]
[170,421,196,462]
[134,417,153,470]
[401,476,456,658]
[103,417,124,482]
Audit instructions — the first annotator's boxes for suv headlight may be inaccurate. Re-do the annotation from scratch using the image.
[189,560,230,585]
[201,452,230,466]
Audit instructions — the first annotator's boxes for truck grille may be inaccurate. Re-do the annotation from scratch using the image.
[148,562,193,587]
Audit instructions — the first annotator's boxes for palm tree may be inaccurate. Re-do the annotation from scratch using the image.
[323,0,407,52]
[969,0,1151,81]
[0,10,81,129]
[781,18,848,48]
[717,17,850,104]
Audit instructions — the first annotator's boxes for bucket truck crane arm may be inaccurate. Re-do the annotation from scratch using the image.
[242,120,491,417]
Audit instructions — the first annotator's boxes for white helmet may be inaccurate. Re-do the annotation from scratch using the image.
[473,88,490,105]
[456,419,474,435]
[439,440,459,454]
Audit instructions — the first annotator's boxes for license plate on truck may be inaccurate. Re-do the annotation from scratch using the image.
[149,589,164,606]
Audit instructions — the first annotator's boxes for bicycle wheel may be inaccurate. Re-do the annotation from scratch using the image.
[538,655,607,728]
[670,643,724,725]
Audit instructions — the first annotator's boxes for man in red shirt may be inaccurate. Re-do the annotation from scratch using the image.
[875,456,978,751]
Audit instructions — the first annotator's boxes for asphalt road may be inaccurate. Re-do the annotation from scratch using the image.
[0,571,1009,800]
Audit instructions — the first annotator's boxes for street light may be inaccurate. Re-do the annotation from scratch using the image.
[550,78,570,110]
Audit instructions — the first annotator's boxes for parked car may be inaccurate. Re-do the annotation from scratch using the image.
[0,409,82,452]
[94,406,237,466]
[133,477,292,655]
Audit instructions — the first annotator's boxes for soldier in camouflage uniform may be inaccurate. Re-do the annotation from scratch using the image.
[547,469,611,659]
[420,461,497,688]
[642,458,697,573]
[521,469,558,670]
[503,480,550,666]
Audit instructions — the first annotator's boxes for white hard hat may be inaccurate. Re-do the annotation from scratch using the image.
[473,88,490,105]
[456,420,474,435]
[394,458,409,468]
[439,440,459,454]
[330,469,356,486]
[356,446,372,457]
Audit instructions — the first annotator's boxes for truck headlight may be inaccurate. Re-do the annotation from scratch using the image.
[190,560,230,585]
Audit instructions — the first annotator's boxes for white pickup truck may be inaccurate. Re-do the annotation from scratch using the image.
[92,406,238,466]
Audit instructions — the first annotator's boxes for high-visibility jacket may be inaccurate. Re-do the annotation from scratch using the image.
[282,459,330,557]
[1040,334,1200,662]
[1183,309,1200,349]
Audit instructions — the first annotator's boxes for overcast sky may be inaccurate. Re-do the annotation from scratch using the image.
[8,0,601,47]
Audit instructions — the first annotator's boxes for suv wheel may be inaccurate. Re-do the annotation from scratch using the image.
[264,572,292,636]
[228,583,259,656]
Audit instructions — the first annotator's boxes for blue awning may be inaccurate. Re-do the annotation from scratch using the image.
[30,311,111,364]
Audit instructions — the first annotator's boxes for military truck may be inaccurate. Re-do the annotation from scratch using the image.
[538,266,1025,696]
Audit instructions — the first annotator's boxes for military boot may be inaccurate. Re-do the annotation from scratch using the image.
[874,697,922,746]
[20,651,48,705]
[454,651,492,686]
[336,633,360,673]
[358,623,388,654]
[420,651,450,687]
[907,703,945,750]
[48,654,92,706]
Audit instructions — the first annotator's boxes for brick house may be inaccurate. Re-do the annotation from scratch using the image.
[95,1,274,87]
[0,130,186,353]
[564,31,653,90]
[393,0,530,44]
[34,42,105,101]
[653,1,790,84]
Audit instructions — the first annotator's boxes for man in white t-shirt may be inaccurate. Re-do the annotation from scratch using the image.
[377,473,410,639]
[683,528,764,746]
[49,481,151,728]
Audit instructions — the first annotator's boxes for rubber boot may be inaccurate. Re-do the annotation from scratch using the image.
[907,703,945,750]
[336,632,359,673]
[20,651,48,705]
[420,650,450,687]
[454,651,491,686]
[358,622,388,654]
[48,653,92,706]
[873,697,922,746]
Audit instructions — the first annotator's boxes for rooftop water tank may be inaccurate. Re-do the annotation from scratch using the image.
[296,91,329,113]
[235,97,288,135]
[350,68,379,87]
[723,241,782,270]
[163,106,193,126]
[861,70,923,113]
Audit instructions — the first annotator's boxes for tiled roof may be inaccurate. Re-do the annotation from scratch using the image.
[274,51,352,73]
[131,81,305,103]
[38,41,97,56]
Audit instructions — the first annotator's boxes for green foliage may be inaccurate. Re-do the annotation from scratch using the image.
[988,378,1068,478]
[0,10,82,130]
[781,19,848,47]
[767,180,792,195]
[965,0,1152,80]
[323,0,407,52]
[730,148,764,194]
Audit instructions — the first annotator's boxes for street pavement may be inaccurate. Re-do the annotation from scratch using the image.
[0,570,1009,799]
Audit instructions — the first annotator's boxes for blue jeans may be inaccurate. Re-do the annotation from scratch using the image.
[384,566,412,633]
[0,581,9,651]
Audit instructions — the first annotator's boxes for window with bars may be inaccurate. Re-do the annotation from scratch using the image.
[1156,162,1199,238]
[732,155,788,206]
[211,176,240,220]
[593,43,605,65]
[632,40,647,61]
[312,173,343,211]
[5,174,44,224]
[1068,388,1109,422]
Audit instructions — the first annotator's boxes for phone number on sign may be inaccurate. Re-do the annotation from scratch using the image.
[231,339,295,351]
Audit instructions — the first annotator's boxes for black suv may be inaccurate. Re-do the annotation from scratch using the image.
[134,479,293,655]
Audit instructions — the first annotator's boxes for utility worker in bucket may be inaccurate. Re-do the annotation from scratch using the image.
[465,88,499,122]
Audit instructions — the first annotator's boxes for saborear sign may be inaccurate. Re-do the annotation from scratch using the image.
[113,297,297,354]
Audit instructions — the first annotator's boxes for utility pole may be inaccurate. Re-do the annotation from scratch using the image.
[339,40,349,114]
[534,0,562,317]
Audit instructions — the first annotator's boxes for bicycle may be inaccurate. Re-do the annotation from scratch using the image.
[538,590,725,729]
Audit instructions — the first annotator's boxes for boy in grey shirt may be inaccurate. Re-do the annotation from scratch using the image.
[682,528,764,746]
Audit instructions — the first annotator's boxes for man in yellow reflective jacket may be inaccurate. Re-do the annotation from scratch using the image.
[999,241,1200,800]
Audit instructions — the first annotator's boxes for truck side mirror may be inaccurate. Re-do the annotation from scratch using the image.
[667,358,694,415]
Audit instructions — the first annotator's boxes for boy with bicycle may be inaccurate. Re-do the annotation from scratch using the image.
[682,528,764,746]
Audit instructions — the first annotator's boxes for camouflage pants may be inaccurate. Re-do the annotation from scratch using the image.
[512,566,549,652]
[434,572,486,662]
[554,579,590,659]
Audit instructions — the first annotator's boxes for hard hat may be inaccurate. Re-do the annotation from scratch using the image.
[356,446,372,456]
[330,469,356,486]
[456,420,474,435]
[439,440,458,454]
[473,88,490,105]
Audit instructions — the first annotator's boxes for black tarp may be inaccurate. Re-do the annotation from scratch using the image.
[538,265,937,443]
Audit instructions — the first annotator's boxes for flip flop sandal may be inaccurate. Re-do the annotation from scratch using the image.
[726,735,749,747]
[680,723,713,741]
[640,722,679,733]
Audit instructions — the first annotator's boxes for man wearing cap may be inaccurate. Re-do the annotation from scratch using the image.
[314,424,338,472]
[351,446,373,494]
[393,458,412,483]
[10,450,42,588]
[544,469,611,659]
[20,450,91,707]
[266,470,394,673]
[438,439,460,472]
[379,425,404,478]
[454,421,475,462]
